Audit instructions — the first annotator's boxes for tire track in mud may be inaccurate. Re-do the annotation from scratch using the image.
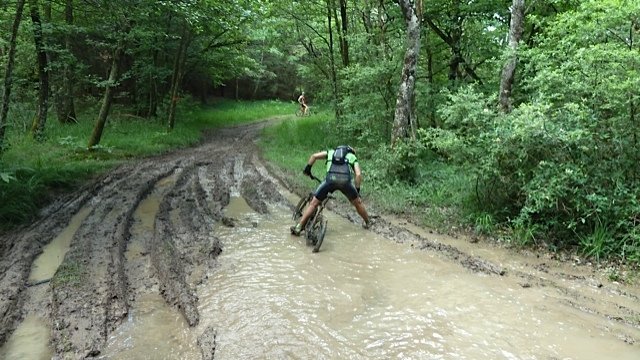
[0,174,105,346]
[0,121,292,359]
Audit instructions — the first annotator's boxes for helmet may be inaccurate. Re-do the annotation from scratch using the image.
[337,145,355,155]
[345,145,355,155]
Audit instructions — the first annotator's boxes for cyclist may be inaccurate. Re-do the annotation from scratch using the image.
[297,92,308,115]
[290,145,371,236]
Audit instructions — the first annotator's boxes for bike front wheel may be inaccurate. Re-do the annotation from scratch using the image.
[293,194,311,221]
[312,218,327,253]
[305,207,322,246]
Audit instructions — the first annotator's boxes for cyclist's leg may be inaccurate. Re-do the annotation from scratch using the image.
[293,193,311,220]
[291,197,321,235]
[351,197,370,226]
[342,182,370,226]
[292,181,331,235]
[299,197,321,227]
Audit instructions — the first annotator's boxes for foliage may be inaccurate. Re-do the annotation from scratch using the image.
[338,59,400,144]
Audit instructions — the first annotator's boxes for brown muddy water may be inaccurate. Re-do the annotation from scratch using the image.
[203,196,640,359]
[0,207,93,360]
[2,194,640,359]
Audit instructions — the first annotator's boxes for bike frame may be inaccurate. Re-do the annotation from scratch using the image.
[292,174,331,252]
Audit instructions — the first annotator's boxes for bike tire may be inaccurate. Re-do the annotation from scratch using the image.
[312,218,327,253]
[293,194,310,221]
[305,208,321,246]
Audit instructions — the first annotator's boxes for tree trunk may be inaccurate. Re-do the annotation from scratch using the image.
[425,36,437,128]
[338,0,349,66]
[61,0,77,123]
[45,0,76,124]
[0,0,26,153]
[87,44,124,148]
[448,0,464,84]
[499,0,525,113]
[29,0,50,141]
[167,24,191,130]
[326,0,340,117]
[391,0,421,146]
[146,47,159,118]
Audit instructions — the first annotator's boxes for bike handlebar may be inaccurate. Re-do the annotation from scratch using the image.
[309,174,322,183]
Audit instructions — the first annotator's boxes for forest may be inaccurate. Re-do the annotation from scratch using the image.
[1,0,639,266]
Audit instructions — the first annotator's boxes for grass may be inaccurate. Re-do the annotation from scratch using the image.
[579,220,615,263]
[189,99,293,127]
[260,110,345,190]
[0,98,293,231]
[51,260,83,288]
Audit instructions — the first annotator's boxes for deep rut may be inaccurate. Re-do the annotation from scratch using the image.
[0,122,289,358]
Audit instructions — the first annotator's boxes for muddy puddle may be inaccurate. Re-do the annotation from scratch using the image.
[0,314,53,360]
[3,192,639,359]
[98,294,200,360]
[28,206,92,284]
[1,207,93,359]
[194,196,639,359]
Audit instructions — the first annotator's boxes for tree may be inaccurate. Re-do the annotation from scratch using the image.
[391,0,422,145]
[167,21,192,130]
[56,0,77,124]
[0,0,26,153]
[28,0,50,141]
[498,0,525,113]
[87,40,126,149]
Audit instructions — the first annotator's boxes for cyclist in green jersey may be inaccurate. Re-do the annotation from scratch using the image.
[290,145,371,236]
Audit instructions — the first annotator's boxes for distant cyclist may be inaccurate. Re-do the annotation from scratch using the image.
[297,92,308,115]
[290,145,371,236]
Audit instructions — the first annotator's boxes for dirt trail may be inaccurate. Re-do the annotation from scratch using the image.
[1,120,639,359]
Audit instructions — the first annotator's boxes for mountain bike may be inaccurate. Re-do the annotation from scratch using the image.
[292,175,331,253]
[295,106,311,117]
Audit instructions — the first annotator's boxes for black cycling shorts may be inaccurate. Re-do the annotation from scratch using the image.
[314,173,359,202]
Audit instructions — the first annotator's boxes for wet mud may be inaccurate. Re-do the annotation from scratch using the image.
[0,119,639,359]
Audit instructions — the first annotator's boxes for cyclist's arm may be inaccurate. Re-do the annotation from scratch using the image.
[307,151,327,165]
[353,162,363,189]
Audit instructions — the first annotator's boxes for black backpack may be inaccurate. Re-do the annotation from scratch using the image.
[331,145,353,165]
